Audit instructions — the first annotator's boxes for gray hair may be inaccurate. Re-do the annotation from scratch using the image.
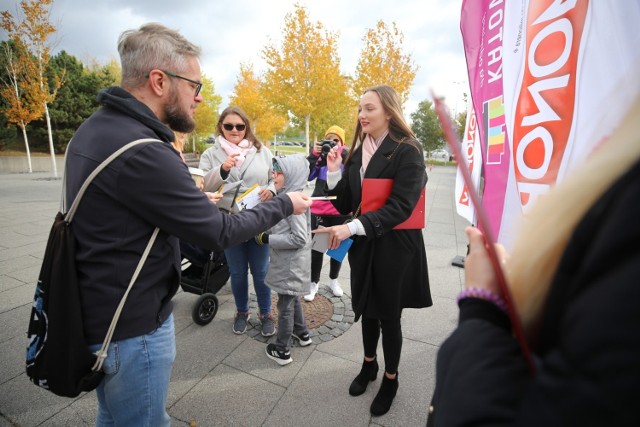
[117,22,201,89]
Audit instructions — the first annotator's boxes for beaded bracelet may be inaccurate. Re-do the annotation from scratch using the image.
[457,287,509,313]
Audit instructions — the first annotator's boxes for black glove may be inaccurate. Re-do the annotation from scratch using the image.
[255,232,269,245]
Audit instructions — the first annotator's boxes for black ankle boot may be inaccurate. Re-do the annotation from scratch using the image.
[370,373,399,416]
[348,358,379,396]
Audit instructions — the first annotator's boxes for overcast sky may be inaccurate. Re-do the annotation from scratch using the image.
[4,0,470,117]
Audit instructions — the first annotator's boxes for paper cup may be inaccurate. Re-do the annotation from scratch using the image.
[188,167,205,188]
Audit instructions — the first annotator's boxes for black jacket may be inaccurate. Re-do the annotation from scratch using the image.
[66,87,293,344]
[328,136,432,320]
[428,159,640,426]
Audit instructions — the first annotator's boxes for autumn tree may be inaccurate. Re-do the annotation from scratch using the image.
[230,62,287,144]
[0,40,43,172]
[308,73,356,145]
[191,74,222,151]
[1,0,63,177]
[262,3,351,149]
[411,99,444,155]
[353,21,418,105]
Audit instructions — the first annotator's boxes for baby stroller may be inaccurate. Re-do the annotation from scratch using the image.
[180,250,230,325]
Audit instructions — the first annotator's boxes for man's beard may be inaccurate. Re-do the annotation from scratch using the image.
[164,88,196,133]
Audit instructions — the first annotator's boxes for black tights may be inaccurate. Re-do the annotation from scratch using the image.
[310,214,350,283]
[311,250,342,282]
[361,316,402,375]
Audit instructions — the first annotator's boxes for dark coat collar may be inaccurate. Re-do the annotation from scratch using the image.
[363,135,401,179]
[97,86,175,143]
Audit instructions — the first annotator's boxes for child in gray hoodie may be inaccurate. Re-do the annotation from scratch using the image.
[256,154,313,365]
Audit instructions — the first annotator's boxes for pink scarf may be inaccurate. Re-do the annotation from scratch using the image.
[361,131,388,176]
[218,136,253,168]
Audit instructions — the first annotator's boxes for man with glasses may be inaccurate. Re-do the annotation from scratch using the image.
[64,23,311,426]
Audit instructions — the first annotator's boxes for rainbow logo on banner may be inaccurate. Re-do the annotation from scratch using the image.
[484,96,506,165]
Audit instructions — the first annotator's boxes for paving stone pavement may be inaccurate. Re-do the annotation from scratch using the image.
[0,164,470,426]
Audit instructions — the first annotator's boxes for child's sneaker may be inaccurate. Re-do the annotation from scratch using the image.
[266,343,292,366]
[292,332,313,347]
[329,279,344,297]
[260,313,276,337]
[304,282,319,301]
[233,311,250,334]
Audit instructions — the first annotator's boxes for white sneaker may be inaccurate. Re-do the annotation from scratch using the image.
[304,282,319,301]
[329,279,344,297]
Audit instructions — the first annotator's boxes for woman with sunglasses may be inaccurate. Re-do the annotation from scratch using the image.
[199,106,277,337]
[304,125,351,301]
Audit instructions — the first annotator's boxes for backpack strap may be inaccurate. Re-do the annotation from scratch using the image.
[61,137,163,372]
[92,226,160,371]
[65,138,161,222]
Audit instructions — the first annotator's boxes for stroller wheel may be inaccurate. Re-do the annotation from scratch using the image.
[192,293,219,325]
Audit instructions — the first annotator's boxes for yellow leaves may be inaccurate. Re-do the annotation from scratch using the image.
[257,5,418,145]
[353,21,418,105]
[193,74,221,140]
[1,0,60,125]
[262,3,351,143]
[230,63,287,142]
[1,40,45,126]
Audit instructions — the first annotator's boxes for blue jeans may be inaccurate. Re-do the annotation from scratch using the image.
[225,239,271,316]
[88,314,176,427]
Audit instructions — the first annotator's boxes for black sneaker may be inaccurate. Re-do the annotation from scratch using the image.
[265,343,292,366]
[292,332,313,347]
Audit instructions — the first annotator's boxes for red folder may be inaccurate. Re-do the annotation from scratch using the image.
[361,178,426,229]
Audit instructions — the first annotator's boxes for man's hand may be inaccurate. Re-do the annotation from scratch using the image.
[286,192,312,214]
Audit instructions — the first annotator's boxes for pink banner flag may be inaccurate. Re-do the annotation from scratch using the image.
[460,0,511,240]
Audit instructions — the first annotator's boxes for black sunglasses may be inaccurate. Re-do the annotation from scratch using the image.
[222,123,246,131]
[146,70,202,96]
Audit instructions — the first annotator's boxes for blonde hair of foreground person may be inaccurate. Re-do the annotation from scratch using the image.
[507,94,640,342]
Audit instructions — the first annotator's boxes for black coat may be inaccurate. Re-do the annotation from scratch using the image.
[329,136,432,320]
[428,159,640,426]
[66,87,294,344]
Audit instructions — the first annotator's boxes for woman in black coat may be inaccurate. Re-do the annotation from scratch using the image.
[428,95,640,426]
[317,85,432,416]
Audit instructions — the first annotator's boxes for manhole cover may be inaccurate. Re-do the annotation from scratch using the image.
[270,293,334,329]
[247,287,355,343]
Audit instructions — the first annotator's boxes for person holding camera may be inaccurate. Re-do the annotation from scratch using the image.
[305,125,351,301]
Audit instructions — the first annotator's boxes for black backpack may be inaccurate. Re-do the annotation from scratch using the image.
[26,139,160,397]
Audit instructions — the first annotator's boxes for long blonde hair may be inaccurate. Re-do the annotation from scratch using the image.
[346,85,416,163]
[507,95,640,341]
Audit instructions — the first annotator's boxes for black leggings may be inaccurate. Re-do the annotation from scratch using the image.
[310,214,351,283]
[361,316,402,375]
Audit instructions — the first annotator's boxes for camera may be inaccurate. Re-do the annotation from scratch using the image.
[320,139,337,158]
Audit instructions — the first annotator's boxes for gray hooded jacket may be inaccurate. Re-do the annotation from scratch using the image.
[265,155,312,295]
